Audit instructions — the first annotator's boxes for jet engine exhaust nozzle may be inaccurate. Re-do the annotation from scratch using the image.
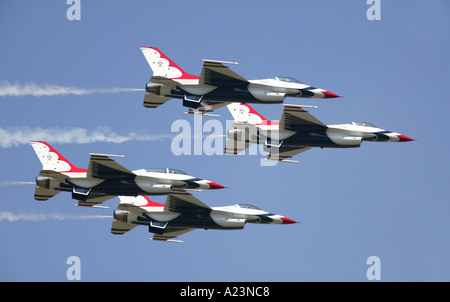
[146,83,162,95]
[113,210,129,223]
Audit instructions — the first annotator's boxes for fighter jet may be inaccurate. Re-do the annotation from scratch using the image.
[140,46,340,115]
[111,194,297,242]
[225,103,414,162]
[30,141,225,207]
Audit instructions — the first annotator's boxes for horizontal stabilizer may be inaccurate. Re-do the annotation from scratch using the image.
[143,93,171,108]
[111,220,138,235]
[34,187,60,201]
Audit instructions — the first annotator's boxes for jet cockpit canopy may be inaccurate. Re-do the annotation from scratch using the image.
[236,204,261,210]
[273,77,304,84]
[145,168,188,175]
[351,122,378,128]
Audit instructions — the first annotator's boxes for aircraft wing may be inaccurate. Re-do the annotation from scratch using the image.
[199,60,248,87]
[267,146,312,162]
[280,104,327,131]
[151,227,195,242]
[164,193,211,213]
[76,194,114,208]
[186,101,229,115]
[87,154,135,179]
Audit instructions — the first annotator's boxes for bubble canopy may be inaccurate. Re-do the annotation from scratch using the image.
[236,204,261,210]
[273,77,304,84]
[351,122,378,128]
[144,168,188,175]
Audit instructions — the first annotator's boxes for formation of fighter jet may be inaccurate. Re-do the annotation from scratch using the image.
[26,47,414,242]
[140,46,340,115]
[30,141,225,207]
[111,194,297,242]
[225,103,414,162]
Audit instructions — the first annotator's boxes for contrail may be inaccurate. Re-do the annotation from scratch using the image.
[0,181,35,187]
[0,211,112,222]
[0,81,144,97]
[0,126,174,148]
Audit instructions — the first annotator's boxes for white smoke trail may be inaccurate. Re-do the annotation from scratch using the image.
[0,211,111,222]
[0,81,144,97]
[0,181,35,187]
[0,126,173,148]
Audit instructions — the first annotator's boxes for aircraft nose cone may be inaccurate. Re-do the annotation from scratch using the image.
[280,217,298,224]
[321,90,341,98]
[397,134,415,142]
[207,181,227,189]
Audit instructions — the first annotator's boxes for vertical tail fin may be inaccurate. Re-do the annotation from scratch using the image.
[30,141,86,173]
[140,46,199,80]
[227,103,277,126]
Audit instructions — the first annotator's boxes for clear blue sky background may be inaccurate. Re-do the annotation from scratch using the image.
[0,0,449,282]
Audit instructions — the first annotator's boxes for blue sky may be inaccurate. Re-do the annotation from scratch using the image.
[0,0,449,282]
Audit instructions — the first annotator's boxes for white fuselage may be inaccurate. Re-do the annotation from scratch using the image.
[44,168,220,195]
[116,202,291,230]
[230,121,405,149]
[150,76,337,105]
